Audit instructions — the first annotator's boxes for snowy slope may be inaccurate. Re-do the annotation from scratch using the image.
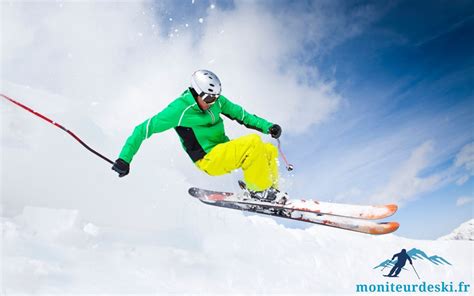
[1,206,473,294]
[438,219,474,241]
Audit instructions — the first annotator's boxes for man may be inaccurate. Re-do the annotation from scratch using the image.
[112,70,287,203]
[387,249,413,277]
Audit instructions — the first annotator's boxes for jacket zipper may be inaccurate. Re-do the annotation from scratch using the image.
[207,109,215,124]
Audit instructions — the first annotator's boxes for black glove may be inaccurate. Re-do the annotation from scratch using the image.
[112,158,130,177]
[269,124,282,139]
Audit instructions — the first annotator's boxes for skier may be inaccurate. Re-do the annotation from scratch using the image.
[387,249,413,277]
[112,70,287,203]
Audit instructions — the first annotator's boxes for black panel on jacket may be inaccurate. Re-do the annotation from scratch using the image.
[175,126,207,162]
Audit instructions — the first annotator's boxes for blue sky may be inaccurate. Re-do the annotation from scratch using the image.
[278,0,474,238]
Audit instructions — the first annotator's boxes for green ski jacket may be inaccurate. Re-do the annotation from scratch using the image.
[119,88,274,163]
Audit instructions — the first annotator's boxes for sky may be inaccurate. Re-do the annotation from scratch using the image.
[1,0,473,238]
[1,0,473,293]
[281,0,474,238]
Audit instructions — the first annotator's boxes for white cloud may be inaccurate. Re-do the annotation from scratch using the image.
[455,142,474,172]
[262,1,393,55]
[190,1,341,134]
[1,1,341,138]
[456,175,470,185]
[348,139,474,207]
[456,196,473,207]
[452,142,474,186]
[369,141,442,205]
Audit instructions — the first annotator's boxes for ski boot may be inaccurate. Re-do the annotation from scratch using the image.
[238,180,288,205]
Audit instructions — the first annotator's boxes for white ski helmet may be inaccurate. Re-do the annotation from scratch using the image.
[191,69,222,101]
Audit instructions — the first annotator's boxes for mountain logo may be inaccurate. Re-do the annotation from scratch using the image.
[374,248,451,270]
[374,248,451,278]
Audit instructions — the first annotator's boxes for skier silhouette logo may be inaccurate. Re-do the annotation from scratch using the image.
[384,249,414,278]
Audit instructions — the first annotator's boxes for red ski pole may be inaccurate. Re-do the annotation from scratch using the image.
[1,93,114,165]
[276,138,294,171]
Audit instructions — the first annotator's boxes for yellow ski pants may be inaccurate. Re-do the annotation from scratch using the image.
[195,134,279,191]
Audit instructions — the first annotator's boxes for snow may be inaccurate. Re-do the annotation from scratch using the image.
[438,219,474,241]
[83,223,100,237]
[1,206,473,294]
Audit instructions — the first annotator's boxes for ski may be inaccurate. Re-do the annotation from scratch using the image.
[188,187,400,235]
[188,187,397,220]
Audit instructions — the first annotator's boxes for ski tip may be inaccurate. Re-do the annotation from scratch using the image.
[370,204,398,219]
[375,204,398,214]
[370,222,400,235]
[387,204,398,214]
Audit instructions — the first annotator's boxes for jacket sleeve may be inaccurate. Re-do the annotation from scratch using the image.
[219,95,274,133]
[118,101,182,163]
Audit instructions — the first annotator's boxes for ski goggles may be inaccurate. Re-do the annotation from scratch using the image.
[202,93,220,104]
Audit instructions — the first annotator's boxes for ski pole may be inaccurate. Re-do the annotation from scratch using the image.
[276,138,294,171]
[1,93,114,165]
[411,264,420,280]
